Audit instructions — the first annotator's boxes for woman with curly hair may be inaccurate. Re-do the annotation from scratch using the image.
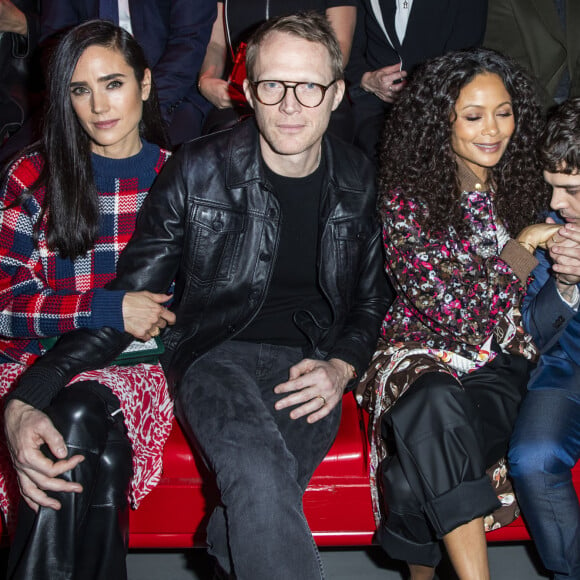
[358,48,559,579]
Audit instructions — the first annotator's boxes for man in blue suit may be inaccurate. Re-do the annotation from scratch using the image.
[41,0,215,146]
[509,98,580,580]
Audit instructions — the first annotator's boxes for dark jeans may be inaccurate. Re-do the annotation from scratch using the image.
[8,381,132,580]
[379,351,531,567]
[175,341,342,580]
[509,388,580,579]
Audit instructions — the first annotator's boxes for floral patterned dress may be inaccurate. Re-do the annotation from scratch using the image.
[357,162,540,530]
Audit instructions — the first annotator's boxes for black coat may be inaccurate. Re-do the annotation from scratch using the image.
[11,119,392,407]
[346,0,487,100]
[0,0,41,150]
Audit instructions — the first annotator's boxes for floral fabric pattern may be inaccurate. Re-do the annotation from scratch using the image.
[358,186,538,527]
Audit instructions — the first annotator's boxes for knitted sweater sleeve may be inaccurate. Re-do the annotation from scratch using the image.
[0,156,125,340]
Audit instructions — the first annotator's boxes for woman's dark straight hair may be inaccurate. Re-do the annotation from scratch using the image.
[12,19,168,260]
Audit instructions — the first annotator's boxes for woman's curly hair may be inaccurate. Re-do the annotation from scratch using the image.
[377,48,550,237]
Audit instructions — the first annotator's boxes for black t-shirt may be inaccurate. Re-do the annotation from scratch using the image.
[225,0,356,49]
[236,157,331,347]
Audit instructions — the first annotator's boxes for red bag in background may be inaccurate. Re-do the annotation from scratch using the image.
[228,41,248,106]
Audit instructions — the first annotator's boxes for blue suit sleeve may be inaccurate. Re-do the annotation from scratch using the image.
[522,248,577,354]
[146,0,216,116]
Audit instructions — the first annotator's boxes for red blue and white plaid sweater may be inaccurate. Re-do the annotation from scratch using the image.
[0,141,171,365]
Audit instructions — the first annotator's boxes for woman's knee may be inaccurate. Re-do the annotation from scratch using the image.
[388,372,473,439]
[44,381,119,452]
[384,372,490,490]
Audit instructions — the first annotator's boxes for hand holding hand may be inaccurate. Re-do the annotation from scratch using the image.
[547,221,580,286]
[199,76,233,109]
[361,64,407,103]
[517,222,562,252]
[122,291,175,340]
[4,400,84,511]
[273,358,353,423]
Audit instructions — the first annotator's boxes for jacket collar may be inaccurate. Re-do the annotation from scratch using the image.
[528,0,565,43]
[223,117,367,194]
[224,118,264,189]
[456,157,490,193]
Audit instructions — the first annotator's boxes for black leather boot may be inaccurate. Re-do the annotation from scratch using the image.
[7,382,132,580]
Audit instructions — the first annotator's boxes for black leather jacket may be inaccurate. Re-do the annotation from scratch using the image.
[12,119,392,408]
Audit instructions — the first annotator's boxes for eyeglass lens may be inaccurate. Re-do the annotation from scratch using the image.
[256,81,326,107]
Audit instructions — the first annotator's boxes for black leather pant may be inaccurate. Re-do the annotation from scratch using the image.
[7,381,133,580]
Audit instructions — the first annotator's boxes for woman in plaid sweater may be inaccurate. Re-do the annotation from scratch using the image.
[0,20,174,579]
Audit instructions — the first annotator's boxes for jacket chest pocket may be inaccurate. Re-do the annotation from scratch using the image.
[333,218,372,275]
[189,205,246,284]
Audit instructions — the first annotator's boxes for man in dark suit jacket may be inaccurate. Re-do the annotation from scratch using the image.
[41,0,216,146]
[485,0,580,110]
[345,0,487,160]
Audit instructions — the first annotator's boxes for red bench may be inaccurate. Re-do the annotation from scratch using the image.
[3,394,578,546]
[127,393,579,548]
[128,392,376,548]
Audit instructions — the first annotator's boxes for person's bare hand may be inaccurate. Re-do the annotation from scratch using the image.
[273,358,352,423]
[122,291,175,340]
[517,222,562,252]
[4,399,85,511]
[199,76,233,109]
[361,64,407,103]
[0,0,27,35]
[547,221,580,285]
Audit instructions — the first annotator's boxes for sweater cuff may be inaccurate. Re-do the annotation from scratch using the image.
[89,289,126,331]
[500,239,539,284]
[5,366,66,410]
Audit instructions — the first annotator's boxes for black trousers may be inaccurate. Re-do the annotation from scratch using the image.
[378,351,532,567]
[7,381,132,580]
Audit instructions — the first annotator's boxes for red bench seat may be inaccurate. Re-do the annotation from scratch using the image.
[128,393,376,548]
[3,394,579,547]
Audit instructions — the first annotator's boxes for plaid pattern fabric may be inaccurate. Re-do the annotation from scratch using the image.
[0,142,170,365]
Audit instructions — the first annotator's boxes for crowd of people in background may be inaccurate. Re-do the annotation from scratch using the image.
[2,0,579,159]
[0,1,579,580]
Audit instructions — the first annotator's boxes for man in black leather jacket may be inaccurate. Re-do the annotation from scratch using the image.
[5,12,392,580]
